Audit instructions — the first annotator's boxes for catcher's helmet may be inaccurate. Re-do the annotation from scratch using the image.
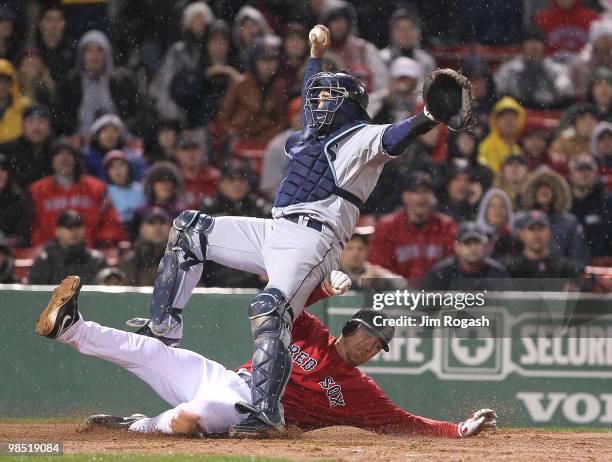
[341,308,394,352]
[304,71,369,132]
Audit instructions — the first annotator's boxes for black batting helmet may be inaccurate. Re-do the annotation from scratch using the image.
[341,309,395,352]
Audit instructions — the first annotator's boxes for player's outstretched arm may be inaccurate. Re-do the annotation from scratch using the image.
[341,378,497,438]
[382,68,474,156]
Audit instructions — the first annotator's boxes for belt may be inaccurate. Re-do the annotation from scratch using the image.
[283,214,324,232]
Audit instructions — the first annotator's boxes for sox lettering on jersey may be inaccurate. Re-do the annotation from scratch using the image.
[318,376,346,408]
[395,244,444,262]
[288,344,318,371]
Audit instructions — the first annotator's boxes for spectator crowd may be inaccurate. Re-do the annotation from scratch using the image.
[0,0,611,293]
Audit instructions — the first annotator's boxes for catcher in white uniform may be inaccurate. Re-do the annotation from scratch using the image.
[129,25,474,436]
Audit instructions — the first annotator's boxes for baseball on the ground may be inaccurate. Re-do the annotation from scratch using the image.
[309,27,324,43]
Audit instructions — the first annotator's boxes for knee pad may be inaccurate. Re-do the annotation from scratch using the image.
[248,288,294,347]
[167,210,214,268]
[149,211,214,327]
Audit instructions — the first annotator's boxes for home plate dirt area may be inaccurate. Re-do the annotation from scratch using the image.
[0,422,610,461]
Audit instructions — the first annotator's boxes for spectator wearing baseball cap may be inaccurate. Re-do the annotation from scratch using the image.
[477,96,525,176]
[0,103,53,189]
[119,206,172,286]
[436,162,480,223]
[260,96,302,201]
[103,150,145,229]
[0,58,31,144]
[216,34,288,145]
[368,56,422,125]
[521,166,590,269]
[505,210,580,290]
[82,113,147,182]
[422,221,510,291]
[368,171,457,285]
[28,210,108,285]
[339,231,407,291]
[201,165,268,218]
[172,132,220,210]
[569,154,612,258]
[0,154,29,247]
[94,267,127,286]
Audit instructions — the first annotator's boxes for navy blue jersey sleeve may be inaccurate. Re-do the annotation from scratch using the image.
[301,58,323,127]
[382,112,438,156]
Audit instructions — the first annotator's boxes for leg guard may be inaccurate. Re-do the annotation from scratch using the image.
[149,210,213,336]
[245,288,294,428]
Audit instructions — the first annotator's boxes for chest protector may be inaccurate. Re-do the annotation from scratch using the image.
[274,123,366,209]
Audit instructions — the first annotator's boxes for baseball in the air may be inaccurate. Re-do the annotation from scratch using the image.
[309,27,324,43]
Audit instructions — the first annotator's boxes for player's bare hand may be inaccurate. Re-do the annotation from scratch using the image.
[322,270,351,296]
[310,25,330,59]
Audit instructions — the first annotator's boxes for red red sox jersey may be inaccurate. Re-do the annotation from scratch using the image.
[367,209,457,284]
[239,311,459,437]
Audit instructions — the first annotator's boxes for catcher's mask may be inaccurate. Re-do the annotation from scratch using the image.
[341,308,395,352]
[304,72,369,132]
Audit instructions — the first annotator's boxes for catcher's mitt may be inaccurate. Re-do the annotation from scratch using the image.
[422,68,475,131]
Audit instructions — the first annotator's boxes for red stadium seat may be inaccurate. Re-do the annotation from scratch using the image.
[583,265,612,293]
[429,44,521,71]
[523,109,562,133]
[13,247,43,283]
[230,139,268,176]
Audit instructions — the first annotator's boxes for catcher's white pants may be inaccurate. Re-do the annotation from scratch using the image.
[191,216,342,315]
[59,317,251,434]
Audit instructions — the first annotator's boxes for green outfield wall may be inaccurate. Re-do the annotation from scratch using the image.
[1,285,610,427]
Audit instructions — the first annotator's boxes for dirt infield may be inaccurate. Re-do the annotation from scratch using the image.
[1,423,610,461]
